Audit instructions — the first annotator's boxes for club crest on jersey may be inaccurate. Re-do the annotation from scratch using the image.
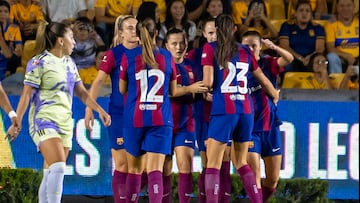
[32,59,40,65]
[117,137,124,145]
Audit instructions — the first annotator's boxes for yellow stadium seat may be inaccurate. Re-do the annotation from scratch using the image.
[329,73,345,89]
[281,72,314,88]
[21,40,36,68]
[267,0,286,19]
[312,20,327,27]
[270,19,287,32]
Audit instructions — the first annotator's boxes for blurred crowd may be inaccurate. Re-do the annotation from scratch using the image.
[0,0,358,91]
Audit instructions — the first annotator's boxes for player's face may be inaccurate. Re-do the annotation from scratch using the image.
[206,0,223,17]
[61,28,76,55]
[203,21,217,43]
[241,35,261,57]
[165,33,187,62]
[121,18,139,44]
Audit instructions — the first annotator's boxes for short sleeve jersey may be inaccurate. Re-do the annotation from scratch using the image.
[201,42,258,115]
[279,21,325,56]
[171,59,195,134]
[99,44,128,115]
[324,18,359,58]
[248,55,283,132]
[9,1,44,23]
[24,50,82,137]
[0,23,22,70]
[95,0,135,17]
[120,46,177,128]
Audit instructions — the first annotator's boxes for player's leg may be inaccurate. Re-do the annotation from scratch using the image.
[112,149,128,203]
[262,155,281,202]
[219,145,231,203]
[175,145,194,203]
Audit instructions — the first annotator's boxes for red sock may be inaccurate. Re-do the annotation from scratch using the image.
[162,175,171,203]
[262,186,276,202]
[112,170,127,203]
[126,173,141,203]
[205,168,220,203]
[219,161,231,203]
[148,171,163,203]
[178,173,192,203]
[237,165,262,203]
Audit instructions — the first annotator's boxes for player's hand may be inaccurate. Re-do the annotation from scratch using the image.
[85,107,95,131]
[273,89,280,105]
[189,81,209,94]
[5,124,20,142]
[99,110,111,127]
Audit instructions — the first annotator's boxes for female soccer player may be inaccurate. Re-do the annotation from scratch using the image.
[201,14,279,203]
[242,30,293,202]
[84,15,138,203]
[187,17,232,203]
[162,28,208,203]
[7,21,111,203]
[119,18,177,203]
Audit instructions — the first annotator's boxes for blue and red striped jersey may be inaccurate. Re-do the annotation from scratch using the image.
[187,48,211,122]
[201,42,258,115]
[171,59,195,134]
[120,46,176,128]
[248,55,284,132]
[99,44,127,115]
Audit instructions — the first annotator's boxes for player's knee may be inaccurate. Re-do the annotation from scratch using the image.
[49,162,66,174]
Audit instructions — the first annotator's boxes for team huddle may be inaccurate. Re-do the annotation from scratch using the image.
[3,12,294,203]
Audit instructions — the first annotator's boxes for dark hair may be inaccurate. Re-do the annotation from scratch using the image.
[307,52,326,72]
[295,0,312,11]
[164,0,191,36]
[165,28,187,44]
[35,21,70,54]
[137,2,158,23]
[0,0,10,12]
[215,14,238,69]
[136,18,158,68]
[241,30,261,41]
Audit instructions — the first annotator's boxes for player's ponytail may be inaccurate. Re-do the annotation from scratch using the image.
[35,20,70,55]
[137,18,158,69]
[215,14,238,70]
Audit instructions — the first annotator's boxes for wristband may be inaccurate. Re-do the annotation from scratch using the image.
[8,110,17,118]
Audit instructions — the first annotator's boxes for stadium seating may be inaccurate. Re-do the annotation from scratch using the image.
[21,40,36,69]
[267,0,286,19]
[281,72,314,88]
[329,73,345,89]
[270,19,287,32]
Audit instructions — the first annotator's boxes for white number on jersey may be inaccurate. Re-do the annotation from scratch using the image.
[220,61,249,94]
[135,69,165,102]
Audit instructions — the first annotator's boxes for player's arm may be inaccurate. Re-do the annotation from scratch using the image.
[252,68,279,104]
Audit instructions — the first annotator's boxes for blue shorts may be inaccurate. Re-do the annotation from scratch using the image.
[195,120,209,152]
[172,130,196,152]
[208,114,253,143]
[123,126,173,157]
[248,126,282,157]
[108,115,124,150]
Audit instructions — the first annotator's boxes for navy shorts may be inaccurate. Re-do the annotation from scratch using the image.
[108,115,125,150]
[248,126,282,157]
[208,114,253,143]
[123,126,173,157]
[195,120,209,152]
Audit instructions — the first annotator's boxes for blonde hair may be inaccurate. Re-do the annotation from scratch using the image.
[111,15,135,48]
